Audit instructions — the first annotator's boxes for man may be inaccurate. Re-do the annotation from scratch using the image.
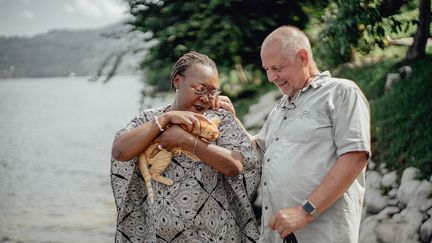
[216,25,370,242]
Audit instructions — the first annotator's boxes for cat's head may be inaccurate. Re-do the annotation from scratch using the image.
[198,117,220,141]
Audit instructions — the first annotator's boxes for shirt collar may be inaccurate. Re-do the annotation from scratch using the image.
[278,71,331,109]
[307,71,331,90]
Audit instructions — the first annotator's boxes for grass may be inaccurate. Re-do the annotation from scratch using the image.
[336,46,432,178]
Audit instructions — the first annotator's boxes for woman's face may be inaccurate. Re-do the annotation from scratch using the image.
[172,63,220,113]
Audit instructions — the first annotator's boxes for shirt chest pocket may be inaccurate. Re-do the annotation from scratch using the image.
[280,110,332,143]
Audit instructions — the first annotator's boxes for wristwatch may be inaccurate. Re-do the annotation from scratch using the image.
[302,200,320,217]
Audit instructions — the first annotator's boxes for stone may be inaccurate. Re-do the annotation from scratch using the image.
[398,65,412,79]
[398,179,421,206]
[401,167,420,183]
[385,73,401,91]
[386,198,399,207]
[366,171,382,189]
[376,207,423,243]
[359,216,379,243]
[407,180,432,208]
[397,167,422,206]
[243,90,280,129]
[368,160,376,170]
[387,188,398,198]
[365,187,387,214]
[422,199,432,212]
[376,220,400,243]
[382,171,398,188]
[376,207,400,220]
[420,217,432,243]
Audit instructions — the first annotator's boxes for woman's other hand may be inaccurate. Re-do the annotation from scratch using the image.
[160,111,208,133]
[154,125,192,151]
[212,95,236,116]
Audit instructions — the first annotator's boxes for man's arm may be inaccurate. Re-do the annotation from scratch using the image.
[269,151,368,239]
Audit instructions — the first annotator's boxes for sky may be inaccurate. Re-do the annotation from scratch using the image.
[0,0,129,37]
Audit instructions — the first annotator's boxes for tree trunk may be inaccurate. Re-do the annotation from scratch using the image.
[405,0,431,60]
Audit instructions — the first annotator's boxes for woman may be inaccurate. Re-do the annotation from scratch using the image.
[111,51,260,242]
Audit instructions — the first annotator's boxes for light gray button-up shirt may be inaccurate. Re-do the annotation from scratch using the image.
[256,71,371,243]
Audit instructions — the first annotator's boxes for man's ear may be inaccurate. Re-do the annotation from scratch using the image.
[297,49,309,66]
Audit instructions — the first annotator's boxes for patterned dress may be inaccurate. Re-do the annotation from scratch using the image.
[111,105,261,243]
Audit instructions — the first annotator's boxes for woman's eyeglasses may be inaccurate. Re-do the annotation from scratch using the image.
[191,83,221,99]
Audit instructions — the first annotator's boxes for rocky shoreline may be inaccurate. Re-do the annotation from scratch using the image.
[360,163,432,243]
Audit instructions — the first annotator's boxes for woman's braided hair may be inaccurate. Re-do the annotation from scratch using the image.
[169,51,218,90]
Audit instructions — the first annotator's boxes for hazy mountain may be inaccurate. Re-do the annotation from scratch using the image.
[0,22,146,79]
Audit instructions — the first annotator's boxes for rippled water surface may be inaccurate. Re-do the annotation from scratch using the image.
[0,76,167,242]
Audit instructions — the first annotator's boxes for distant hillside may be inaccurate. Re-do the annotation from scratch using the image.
[0,23,146,79]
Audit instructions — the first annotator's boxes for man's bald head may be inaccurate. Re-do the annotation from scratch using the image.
[261,26,313,61]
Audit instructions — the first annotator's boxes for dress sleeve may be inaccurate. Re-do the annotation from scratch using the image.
[208,109,261,239]
[110,109,154,215]
[212,110,261,197]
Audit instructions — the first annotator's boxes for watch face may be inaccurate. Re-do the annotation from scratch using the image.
[303,201,315,214]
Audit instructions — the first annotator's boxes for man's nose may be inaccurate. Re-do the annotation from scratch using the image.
[267,70,278,82]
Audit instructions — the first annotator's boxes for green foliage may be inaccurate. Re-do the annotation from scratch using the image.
[127,0,327,93]
[315,0,418,69]
[337,47,432,178]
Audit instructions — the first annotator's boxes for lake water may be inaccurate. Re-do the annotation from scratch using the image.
[0,76,170,243]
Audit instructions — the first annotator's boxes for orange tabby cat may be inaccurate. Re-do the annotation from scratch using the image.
[138,117,221,203]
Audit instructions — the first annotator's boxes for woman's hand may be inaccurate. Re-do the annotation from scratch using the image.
[212,95,236,116]
[154,125,192,151]
[160,111,208,133]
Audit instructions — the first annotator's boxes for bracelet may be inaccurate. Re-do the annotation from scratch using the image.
[192,136,198,155]
[154,116,164,132]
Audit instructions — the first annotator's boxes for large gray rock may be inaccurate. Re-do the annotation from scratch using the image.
[385,73,401,91]
[398,167,421,206]
[366,171,382,189]
[401,167,421,183]
[243,90,280,129]
[359,216,379,243]
[376,207,423,243]
[420,217,432,243]
[365,187,388,214]
[407,180,432,208]
[422,198,432,212]
[382,170,398,188]
[397,170,432,208]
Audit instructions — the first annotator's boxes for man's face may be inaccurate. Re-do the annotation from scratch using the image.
[261,41,306,97]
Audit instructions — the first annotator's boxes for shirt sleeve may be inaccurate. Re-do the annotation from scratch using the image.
[253,106,277,158]
[332,83,371,159]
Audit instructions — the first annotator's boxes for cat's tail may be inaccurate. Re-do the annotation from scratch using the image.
[138,151,155,204]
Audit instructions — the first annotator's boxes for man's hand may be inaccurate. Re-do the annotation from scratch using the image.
[268,206,314,239]
[213,95,236,116]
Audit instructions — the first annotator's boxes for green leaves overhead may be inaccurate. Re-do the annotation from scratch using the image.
[126,0,314,91]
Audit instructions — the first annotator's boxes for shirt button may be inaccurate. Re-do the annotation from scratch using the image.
[267,158,270,162]
[283,116,287,120]
[275,137,279,141]
[264,206,268,210]
[263,182,267,186]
